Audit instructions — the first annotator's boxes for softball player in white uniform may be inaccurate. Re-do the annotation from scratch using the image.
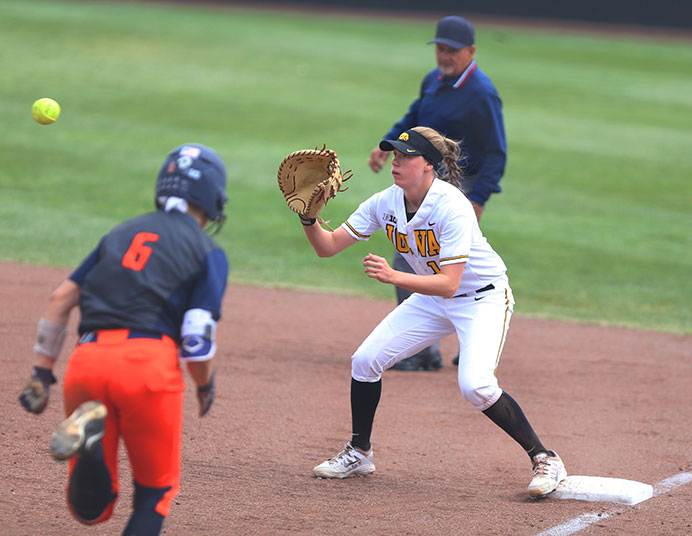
[300,127,566,498]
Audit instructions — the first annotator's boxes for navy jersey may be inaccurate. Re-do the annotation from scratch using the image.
[70,210,228,342]
[384,62,507,206]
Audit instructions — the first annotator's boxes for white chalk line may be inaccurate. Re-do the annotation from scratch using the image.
[653,472,692,495]
[535,472,692,536]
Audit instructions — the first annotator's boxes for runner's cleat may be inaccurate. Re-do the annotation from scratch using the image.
[50,401,107,461]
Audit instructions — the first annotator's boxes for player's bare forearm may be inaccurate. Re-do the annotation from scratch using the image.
[44,279,80,326]
[363,254,464,298]
[186,359,213,387]
[303,224,357,258]
[34,354,56,369]
[392,272,459,298]
[20,279,78,414]
[187,360,216,417]
[32,279,80,370]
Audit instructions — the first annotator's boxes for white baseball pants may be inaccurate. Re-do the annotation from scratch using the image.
[351,278,514,411]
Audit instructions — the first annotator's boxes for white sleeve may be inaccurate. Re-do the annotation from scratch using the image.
[343,192,382,240]
[438,211,472,266]
[180,308,217,362]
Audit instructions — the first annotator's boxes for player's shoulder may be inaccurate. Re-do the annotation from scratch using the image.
[106,211,156,235]
[432,178,465,199]
[114,210,187,232]
[113,211,221,248]
[161,212,229,269]
[429,180,472,216]
[366,184,400,204]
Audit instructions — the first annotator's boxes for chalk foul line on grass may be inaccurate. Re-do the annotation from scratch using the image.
[535,472,692,536]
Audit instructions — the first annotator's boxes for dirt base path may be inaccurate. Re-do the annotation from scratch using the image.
[1,262,690,535]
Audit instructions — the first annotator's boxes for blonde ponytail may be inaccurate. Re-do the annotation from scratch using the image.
[411,126,463,190]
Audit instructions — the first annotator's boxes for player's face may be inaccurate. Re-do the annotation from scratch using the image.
[435,44,475,77]
[391,150,428,187]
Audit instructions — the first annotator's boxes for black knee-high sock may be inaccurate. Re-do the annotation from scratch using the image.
[68,442,116,522]
[482,392,548,459]
[122,481,169,536]
[122,510,164,536]
[350,378,381,452]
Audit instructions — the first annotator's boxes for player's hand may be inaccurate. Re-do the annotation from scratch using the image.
[19,366,57,414]
[368,147,389,173]
[196,371,216,417]
[363,253,395,284]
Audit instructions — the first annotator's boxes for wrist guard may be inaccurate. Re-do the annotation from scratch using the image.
[299,214,317,226]
[34,318,67,360]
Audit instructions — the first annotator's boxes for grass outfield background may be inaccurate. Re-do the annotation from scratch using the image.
[1,1,690,334]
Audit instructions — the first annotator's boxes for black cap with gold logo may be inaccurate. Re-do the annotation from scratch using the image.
[379,130,443,168]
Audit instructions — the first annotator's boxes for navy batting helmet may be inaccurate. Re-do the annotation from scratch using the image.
[155,144,228,233]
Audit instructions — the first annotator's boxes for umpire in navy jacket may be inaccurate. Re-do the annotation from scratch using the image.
[368,15,507,370]
[369,15,507,222]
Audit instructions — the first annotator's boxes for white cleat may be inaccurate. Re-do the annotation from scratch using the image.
[528,450,567,498]
[314,441,376,479]
[50,401,107,461]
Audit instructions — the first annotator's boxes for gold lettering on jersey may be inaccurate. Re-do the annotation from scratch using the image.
[426,230,440,256]
[413,229,440,257]
[385,224,411,254]
[386,225,440,257]
[385,224,394,243]
[426,260,441,274]
[396,232,411,254]
[414,230,427,255]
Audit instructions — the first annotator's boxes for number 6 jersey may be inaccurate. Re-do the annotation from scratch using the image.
[69,210,228,342]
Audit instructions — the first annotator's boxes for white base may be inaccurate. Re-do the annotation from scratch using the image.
[551,475,653,505]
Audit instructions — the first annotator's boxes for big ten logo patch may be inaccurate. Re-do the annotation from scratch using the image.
[385,225,440,257]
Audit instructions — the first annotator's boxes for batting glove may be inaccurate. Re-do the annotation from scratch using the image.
[196,371,216,417]
[19,366,57,414]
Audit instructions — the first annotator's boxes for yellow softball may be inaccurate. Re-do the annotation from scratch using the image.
[32,98,61,125]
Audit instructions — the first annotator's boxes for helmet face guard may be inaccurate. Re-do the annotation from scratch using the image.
[204,213,226,236]
[155,144,228,233]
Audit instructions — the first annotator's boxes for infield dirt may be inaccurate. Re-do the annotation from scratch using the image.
[2,262,690,535]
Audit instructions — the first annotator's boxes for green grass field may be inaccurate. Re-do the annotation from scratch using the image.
[1,1,690,334]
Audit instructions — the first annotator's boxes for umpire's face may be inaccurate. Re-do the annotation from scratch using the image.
[436,43,476,78]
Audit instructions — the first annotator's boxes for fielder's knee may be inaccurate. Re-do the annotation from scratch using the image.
[351,351,384,382]
[459,383,502,412]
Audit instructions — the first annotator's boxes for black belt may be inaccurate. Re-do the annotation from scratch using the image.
[452,283,495,299]
[78,329,163,344]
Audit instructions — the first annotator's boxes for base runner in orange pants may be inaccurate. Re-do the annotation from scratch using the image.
[18,144,230,536]
[63,331,184,524]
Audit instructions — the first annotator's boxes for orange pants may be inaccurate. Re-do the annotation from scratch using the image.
[63,329,184,521]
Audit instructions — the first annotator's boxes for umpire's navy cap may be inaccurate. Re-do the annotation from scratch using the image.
[379,129,443,168]
[427,16,475,49]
